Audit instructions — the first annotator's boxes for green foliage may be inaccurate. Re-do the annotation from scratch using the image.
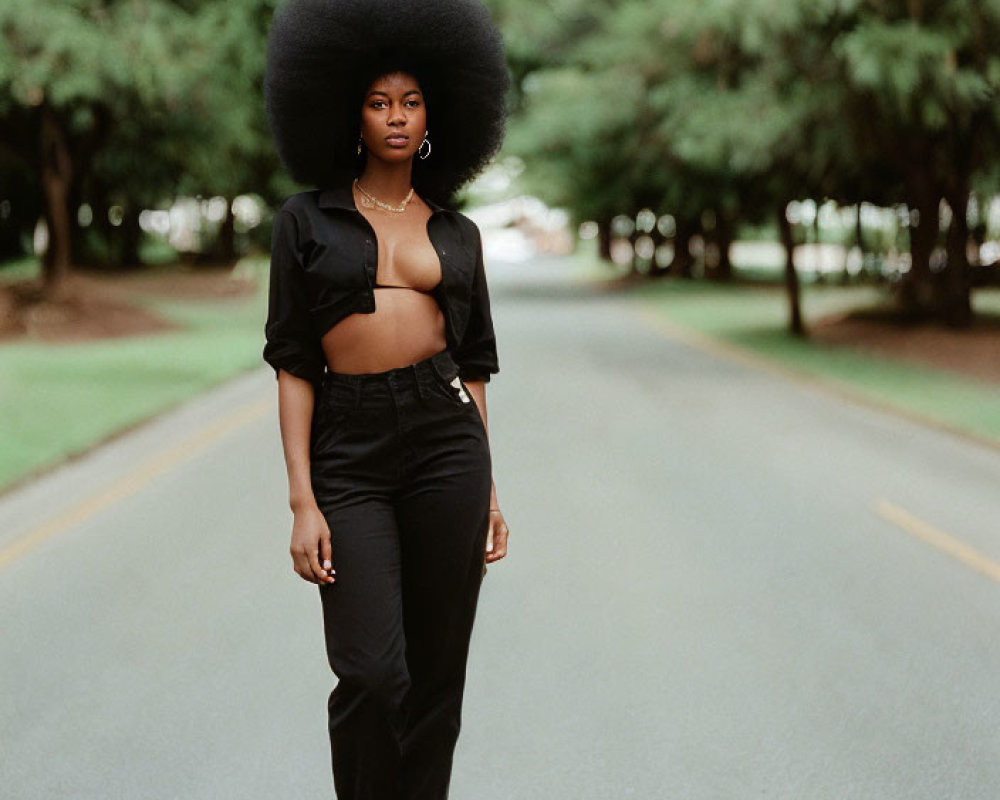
[837,21,992,128]
[506,66,647,220]
[3,0,1000,282]
[0,0,284,270]
[501,0,999,306]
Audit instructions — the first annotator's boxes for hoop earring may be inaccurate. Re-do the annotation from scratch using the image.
[418,134,431,160]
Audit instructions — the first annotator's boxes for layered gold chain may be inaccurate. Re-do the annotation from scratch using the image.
[354,178,414,213]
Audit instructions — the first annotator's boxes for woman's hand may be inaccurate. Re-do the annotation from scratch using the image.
[276,371,331,584]
[485,509,509,564]
[290,502,336,584]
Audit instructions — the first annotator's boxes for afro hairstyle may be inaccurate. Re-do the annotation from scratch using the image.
[264,0,510,206]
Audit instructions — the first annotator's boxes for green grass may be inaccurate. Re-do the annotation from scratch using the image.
[632,278,1000,445]
[0,257,271,491]
[0,255,43,282]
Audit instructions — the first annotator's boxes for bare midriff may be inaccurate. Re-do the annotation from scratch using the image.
[320,289,447,374]
[320,199,447,374]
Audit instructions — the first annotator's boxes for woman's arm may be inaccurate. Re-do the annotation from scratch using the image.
[464,379,508,564]
[278,369,335,584]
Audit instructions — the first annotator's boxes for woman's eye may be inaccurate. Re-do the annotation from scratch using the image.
[369,99,419,109]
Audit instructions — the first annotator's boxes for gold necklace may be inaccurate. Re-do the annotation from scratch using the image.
[354,178,414,213]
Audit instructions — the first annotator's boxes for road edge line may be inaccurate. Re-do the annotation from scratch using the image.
[634,303,1000,456]
[0,393,272,571]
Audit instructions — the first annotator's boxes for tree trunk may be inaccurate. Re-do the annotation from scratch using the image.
[116,203,142,269]
[596,217,612,262]
[777,202,805,337]
[812,207,825,285]
[969,191,986,266]
[39,102,73,296]
[709,213,734,281]
[217,199,237,263]
[67,176,84,267]
[647,226,669,278]
[627,231,641,275]
[668,218,695,279]
[855,202,864,252]
[900,180,939,318]
[850,202,864,283]
[941,189,972,328]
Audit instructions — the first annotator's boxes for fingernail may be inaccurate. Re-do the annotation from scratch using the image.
[323,560,331,569]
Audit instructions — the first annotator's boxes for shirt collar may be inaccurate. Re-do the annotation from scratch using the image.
[317,184,446,214]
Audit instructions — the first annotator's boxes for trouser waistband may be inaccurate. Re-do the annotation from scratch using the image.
[321,348,460,391]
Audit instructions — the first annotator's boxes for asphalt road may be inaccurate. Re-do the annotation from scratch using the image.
[3,255,1000,799]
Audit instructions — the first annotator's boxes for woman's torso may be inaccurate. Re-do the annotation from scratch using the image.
[321,188,447,373]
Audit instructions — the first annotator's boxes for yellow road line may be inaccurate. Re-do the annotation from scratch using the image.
[874,499,1000,586]
[0,393,272,570]
[634,306,1000,586]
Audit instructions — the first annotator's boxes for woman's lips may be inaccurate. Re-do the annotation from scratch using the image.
[385,135,409,147]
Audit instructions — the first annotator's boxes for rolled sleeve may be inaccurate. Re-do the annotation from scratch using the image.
[454,224,499,383]
[262,209,326,387]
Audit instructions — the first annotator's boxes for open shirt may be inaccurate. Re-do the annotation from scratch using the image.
[262,185,499,387]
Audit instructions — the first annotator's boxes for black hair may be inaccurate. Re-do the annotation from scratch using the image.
[264,0,510,206]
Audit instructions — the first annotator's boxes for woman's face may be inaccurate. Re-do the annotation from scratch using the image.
[359,71,427,164]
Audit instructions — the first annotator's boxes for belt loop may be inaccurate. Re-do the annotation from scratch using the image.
[412,361,427,401]
[351,377,362,410]
[430,349,450,382]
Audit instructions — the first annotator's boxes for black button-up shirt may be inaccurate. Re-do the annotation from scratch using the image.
[263,185,499,387]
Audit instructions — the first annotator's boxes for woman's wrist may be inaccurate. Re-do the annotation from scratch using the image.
[290,493,318,513]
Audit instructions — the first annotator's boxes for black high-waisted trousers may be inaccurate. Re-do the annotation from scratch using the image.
[310,348,492,800]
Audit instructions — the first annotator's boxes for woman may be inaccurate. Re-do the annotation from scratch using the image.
[261,0,511,797]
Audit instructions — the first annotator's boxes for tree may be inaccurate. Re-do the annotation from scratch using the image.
[0,0,286,288]
[834,1,1000,326]
[497,0,1000,333]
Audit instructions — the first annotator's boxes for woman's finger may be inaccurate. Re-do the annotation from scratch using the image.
[495,524,508,558]
[294,563,316,584]
[306,542,328,584]
[320,529,336,584]
[293,547,318,584]
[486,541,504,562]
[290,546,311,584]
[485,515,508,563]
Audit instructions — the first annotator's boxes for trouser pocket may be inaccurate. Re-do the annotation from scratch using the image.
[429,361,473,407]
